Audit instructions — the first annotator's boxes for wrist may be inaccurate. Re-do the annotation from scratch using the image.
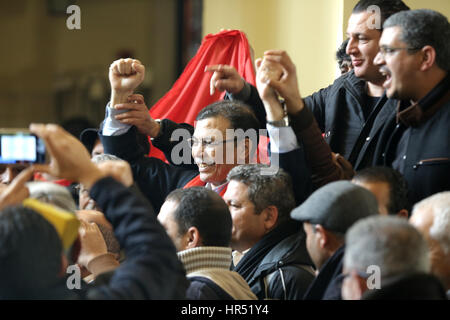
[285,96,304,114]
[149,120,162,138]
[79,165,108,190]
[110,90,133,108]
[263,100,285,122]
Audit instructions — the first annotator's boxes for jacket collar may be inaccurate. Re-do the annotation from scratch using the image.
[178,246,232,275]
[397,73,450,127]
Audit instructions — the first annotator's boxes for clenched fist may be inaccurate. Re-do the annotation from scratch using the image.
[109,58,145,108]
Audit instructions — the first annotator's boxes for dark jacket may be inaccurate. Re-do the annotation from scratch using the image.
[373,74,450,205]
[100,126,198,212]
[60,177,189,299]
[362,273,447,300]
[186,277,234,300]
[303,245,345,300]
[242,71,398,170]
[234,221,315,300]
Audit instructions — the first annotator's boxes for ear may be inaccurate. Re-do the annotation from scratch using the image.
[315,224,328,249]
[185,226,202,249]
[396,209,409,219]
[342,270,367,300]
[419,45,436,72]
[262,205,279,231]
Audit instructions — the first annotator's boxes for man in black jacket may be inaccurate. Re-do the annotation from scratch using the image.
[0,124,189,299]
[224,164,315,300]
[208,0,410,171]
[372,9,450,206]
[290,181,379,300]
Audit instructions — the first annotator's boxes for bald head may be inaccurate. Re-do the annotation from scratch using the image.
[410,192,450,290]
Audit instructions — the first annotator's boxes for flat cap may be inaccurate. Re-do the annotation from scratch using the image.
[291,180,379,234]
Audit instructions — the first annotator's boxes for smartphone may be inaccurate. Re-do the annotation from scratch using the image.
[0,129,46,165]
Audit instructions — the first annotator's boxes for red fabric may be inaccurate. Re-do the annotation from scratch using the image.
[148,30,257,161]
[183,174,228,197]
[33,172,73,187]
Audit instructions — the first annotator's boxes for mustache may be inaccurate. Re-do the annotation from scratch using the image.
[194,157,216,166]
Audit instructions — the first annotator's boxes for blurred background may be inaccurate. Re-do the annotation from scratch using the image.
[0,0,448,138]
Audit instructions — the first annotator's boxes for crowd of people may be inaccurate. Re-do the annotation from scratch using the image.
[0,0,449,300]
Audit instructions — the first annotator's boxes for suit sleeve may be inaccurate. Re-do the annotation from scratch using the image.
[86,177,189,299]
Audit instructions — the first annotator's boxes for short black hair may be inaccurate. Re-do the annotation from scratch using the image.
[0,206,63,299]
[354,166,409,215]
[384,9,450,71]
[196,100,261,146]
[336,38,351,65]
[166,187,232,247]
[227,164,296,224]
[352,0,410,30]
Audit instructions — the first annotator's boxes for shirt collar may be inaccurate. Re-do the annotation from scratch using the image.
[397,73,450,127]
[205,181,228,194]
[177,246,232,275]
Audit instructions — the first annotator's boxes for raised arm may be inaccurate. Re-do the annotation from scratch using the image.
[30,124,189,299]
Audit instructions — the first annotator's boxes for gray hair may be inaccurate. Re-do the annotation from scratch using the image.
[344,216,430,279]
[227,164,296,223]
[26,181,77,212]
[384,9,450,71]
[91,153,122,164]
[413,192,450,255]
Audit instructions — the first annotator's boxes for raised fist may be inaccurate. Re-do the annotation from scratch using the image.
[109,58,145,94]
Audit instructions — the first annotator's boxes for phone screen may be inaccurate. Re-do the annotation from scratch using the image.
[0,133,46,164]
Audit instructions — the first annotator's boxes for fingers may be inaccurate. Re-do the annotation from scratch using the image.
[114,103,147,112]
[29,123,60,160]
[263,52,296,74]
[205,64,236,75]
[127,94,145,104]
[6,166,34,193]
[111,58,143,76]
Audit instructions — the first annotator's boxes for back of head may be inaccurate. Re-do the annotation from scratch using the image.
[227,164,296,225]
[167,187,232,247]
[412,191,450,255]
[354,166,409,214]
[344,216,430,280]
[27,181,77,212]
[0,206,63,299]
[383,9,450,72]
[352,0,410,30]
[291,181,379,234]
[336,39,351,65]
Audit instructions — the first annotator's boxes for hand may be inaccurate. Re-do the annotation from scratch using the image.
[30,124,106,190]
[255,57,285,121]
[205,65,245,95]
[77,219,108,268]
[263,50,304,114]
[96,160,134,188]
[0,166,34,211]
[109,58,145,108]
[114,94,161,137]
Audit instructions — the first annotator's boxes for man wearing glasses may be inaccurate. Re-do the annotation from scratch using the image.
[372,9,450,205]
[99,58,263,212]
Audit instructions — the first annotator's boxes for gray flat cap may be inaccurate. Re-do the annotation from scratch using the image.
[290,180,379,234]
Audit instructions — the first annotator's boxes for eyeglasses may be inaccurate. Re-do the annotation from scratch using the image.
[379,46,421,57]
[187,137,239,149]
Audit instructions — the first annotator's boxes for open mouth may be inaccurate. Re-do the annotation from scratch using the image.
[379,68,392,88]
[352,59,364,67]
[196,159,216,172]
